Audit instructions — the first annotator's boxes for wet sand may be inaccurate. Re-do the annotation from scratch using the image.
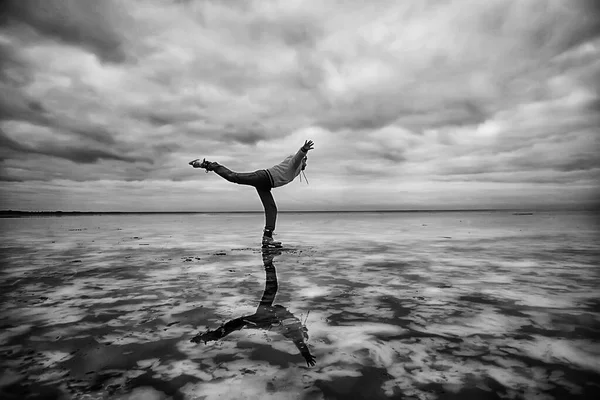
[1,212,599,399]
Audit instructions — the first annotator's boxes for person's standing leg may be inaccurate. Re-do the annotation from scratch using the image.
[256,187,277,238]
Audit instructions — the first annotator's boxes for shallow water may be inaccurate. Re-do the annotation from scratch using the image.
[1,211,599,399]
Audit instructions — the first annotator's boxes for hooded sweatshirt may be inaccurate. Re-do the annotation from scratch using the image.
[266,147,307,188]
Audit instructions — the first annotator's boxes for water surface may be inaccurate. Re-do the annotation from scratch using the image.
[1,211,599,399]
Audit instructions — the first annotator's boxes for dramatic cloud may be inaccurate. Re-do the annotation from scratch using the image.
[1,0,130,63]
[0,0,598,211]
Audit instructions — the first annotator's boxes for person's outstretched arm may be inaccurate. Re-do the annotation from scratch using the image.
[290,140,315,169]
[293,340,316,367]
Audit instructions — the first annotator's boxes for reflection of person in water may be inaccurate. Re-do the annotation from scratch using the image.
[190,250,316,367]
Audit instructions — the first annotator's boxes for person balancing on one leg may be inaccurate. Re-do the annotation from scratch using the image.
[189,140,314,248]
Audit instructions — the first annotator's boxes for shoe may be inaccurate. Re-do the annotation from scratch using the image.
[189,158,214,172]
[262,235,282,248]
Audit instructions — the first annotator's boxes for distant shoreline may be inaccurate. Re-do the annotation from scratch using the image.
[1,209,595,218]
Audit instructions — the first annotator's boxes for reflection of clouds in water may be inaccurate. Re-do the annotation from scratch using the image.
[0,212,598,398]
[320,324,405,367]
[0,324,33,346]
[15,306,87,326]
[114,386,169,400]
[517,338,600,374]
[36,350,73,369]
[296,285,332,298]
[152,359,212,381]
[513,292,578,308]
[180,377,297,400]
[381,338,542,398]
[424,308,530,336]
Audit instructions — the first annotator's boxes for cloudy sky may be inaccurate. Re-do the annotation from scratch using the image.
[0,0,599,212]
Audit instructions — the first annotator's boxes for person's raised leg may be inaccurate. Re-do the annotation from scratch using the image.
[211,164,241,183]
[191,159,266,186]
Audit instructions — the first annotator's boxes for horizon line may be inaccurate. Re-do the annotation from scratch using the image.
[1,207,597,215]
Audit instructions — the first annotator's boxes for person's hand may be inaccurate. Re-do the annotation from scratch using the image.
[301,140,314,152]
[303,353,316,367]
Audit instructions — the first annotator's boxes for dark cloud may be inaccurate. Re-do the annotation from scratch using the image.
[0,153,160,182]
[0,128,27,152]
[0,40,32,86]
[0,28,121,148]
[398,103,489,132]
[0,95,118,146]
[433,164,600,185]
[0,175,24,183]
[208,61,264,95]
[151,142,182,155]
[563,0,600,50]
[477,0,600,56]
[0,84,48,122]
[587,98,600,113]
[135,109,203,128]
[184,0,250,11]
[317,100,404,132]
[146,115,176,127]
[434,168,600,185]
[319,97,489,133]
[47,146,149,165]
[0,128,152,166]
[344,164,396,178]
[514,152,600,173]
[57,122,117,146]
[556,158,600,172]
[222,131,265,145]
[581,68,600,115]
[246,13,323,49]
[1,0,128,63]
[380,151,407,163]
[435,129,599,180]
[221,124,268,145]
[0,84,120,147]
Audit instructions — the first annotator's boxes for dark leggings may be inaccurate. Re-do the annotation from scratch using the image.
[212,164,277,232]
